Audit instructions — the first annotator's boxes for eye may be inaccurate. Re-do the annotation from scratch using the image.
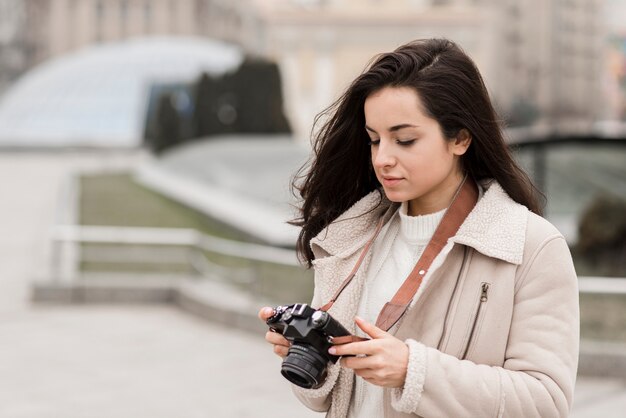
[368,139,380,146]
[396,139,416,146]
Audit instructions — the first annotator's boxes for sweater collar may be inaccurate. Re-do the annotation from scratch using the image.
[310,180,528,265]
[399,201,446,244]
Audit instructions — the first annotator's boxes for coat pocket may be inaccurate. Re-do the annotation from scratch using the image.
[461,282,490,360]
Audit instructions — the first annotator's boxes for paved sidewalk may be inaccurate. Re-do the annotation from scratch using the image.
[571,376,626,418]
[0,305,323,418]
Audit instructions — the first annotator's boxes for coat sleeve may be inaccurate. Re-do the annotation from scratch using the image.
[291,378,334,412]
[391,235,579,418]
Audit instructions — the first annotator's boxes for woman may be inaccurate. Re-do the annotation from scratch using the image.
[259,38,579,417]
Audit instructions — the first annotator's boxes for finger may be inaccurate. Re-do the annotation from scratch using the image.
[258,307,275,321]
[355,316,389,339]
[273,344,289,358]
[340,355,378,370]
[265,331,290,347]
[329,340,377,357]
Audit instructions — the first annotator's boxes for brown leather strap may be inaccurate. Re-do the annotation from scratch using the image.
[318,216,386,313]
[330,335,370,345]
[375,177,478,330]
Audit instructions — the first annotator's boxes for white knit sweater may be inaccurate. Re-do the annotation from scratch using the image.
[347,202,445,418]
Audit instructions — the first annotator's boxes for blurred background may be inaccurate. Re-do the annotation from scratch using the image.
[0,0,624,417]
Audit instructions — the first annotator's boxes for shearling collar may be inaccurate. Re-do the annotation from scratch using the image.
[310,180,528,265]
[309,190,395,259]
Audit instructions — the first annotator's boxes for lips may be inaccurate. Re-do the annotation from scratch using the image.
[381,176,403,187]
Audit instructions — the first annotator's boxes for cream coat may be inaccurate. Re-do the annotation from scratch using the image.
[292,180,579,418]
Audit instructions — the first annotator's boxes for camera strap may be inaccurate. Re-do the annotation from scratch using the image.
[319,175,478,332]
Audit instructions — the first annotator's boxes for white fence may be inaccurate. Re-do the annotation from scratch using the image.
[49,224,301,284]
[578,277,626,294]
[48,224,626,294]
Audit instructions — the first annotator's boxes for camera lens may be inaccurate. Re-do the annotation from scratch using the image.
[281,344,328,389]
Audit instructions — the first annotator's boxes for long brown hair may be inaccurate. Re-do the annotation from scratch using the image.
[291,38,543,267]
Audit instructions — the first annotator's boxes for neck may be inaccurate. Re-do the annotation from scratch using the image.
[407,172,465,216]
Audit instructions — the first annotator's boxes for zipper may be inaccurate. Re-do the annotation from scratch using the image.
[461,282,490,359]
[436,246,471,351]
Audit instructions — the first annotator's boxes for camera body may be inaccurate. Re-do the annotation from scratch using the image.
[266,303,351,389]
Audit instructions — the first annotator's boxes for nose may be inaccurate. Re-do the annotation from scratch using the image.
[372,140,396,169]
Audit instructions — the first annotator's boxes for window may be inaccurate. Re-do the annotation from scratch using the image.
[143,0,152,33]
[120,0,129,37]
[95,0,105,42]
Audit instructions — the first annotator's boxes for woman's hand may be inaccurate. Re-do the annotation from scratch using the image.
[258,306,291,359]
[329,316,409,388]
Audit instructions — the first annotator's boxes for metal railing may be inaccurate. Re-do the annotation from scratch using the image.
[578,277,626,294]
[49,224,301,284]
[48,223,626,292]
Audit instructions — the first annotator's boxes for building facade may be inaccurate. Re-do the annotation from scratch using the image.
[200,0,608,137]
[245,0,488,140]
[46,0,200,57]
[5,0,608,140]
[0,0,49,93]
[481,0,605,132]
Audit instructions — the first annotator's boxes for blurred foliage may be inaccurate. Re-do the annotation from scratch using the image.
[580,292,626,342]
[244,260,313,305]
[145,57,291,153]
[79,173,254,241]
[152,94,182,153]
[506,96,540,127]
[575,195,626,277]
[193,73,221,137]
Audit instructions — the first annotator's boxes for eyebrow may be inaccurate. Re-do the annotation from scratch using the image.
[364,124,419,134]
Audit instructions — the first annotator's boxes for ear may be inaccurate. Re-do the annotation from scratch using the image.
[451,129,472,156]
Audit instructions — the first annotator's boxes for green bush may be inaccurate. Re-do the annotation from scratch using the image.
[576,195,626,277]
[146,57,292,154]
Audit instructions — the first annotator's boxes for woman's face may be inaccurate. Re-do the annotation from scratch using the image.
[364,86,470,216]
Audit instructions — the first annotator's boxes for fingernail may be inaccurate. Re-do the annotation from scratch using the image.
[328,347,336,355]
[263,307,274,315]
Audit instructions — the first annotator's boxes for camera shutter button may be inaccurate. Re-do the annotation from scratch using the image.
[311,311,328,328]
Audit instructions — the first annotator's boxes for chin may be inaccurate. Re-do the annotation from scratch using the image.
[382,190,409,203]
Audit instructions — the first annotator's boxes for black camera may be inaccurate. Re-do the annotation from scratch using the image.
[266,303,351,389]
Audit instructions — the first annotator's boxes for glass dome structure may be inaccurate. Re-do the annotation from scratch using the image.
[0,36,243,147]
